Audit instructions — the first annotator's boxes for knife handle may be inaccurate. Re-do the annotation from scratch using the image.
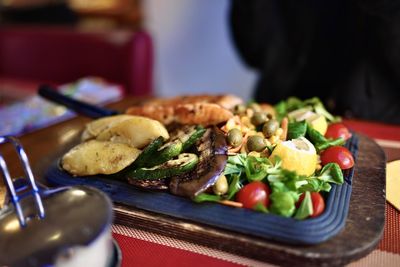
[38,84,119,119]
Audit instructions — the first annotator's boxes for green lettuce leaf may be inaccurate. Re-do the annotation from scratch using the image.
[287,121,307,140]
[294,191,313,220]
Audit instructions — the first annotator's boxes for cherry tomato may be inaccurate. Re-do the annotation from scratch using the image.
[297,192,325,218]
[325,123,352,141]
[236,181,270,209]
[320,146,354,170]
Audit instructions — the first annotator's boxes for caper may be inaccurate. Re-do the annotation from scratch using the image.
[251,112,267,126]
[263,119,279,138]
[247,135,266,152]
[233,104,246,115]
[227,128,243,147]
[247,102,261,112]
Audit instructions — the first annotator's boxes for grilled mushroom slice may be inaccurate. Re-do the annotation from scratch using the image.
[169,127,228,198]
[127,178,169,190]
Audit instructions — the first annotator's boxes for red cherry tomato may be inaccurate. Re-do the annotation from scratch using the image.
[320,146,354,170]
[297,192,325,218]
[325,123,352,141]
[236,181,270,209]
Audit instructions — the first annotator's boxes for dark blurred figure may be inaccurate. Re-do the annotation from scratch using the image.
[1,1,78,25]
[230,0,400,124]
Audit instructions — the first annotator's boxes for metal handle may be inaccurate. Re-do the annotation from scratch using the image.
[0,136,45,227]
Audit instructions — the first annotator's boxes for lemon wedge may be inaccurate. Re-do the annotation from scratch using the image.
[269,137,317,176]
[307,114,328,135]
[288,108,327,135]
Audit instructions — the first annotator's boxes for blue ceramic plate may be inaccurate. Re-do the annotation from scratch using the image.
[45,135,358,245]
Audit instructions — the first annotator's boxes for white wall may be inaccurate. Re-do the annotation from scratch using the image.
[143,0,257,101]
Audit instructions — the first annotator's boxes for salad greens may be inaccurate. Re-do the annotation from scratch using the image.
[294,191,313,220]
[274,97,341,123]
[194,154,344,218]
[306,126,345,152]
[193,96,351,220]
[287,121,307,140]
[287,121,345,152]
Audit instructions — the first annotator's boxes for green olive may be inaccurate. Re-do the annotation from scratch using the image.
[233,104,246,115]
[227,128,243,147]
[263,119,279,138]
[213,174,229,195]
[247,102,261,112]
[247,135,266,152]
[251,112,267,126]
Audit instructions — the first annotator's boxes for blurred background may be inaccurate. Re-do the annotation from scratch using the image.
[1,0,399,132]
[0,0,256,100]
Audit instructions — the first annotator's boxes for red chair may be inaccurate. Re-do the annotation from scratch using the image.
[0,26,153,96]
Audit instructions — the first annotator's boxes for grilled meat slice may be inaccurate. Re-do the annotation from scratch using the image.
[135,94,243,110]
[126,102,234,126]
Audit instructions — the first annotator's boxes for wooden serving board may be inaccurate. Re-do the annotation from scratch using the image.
[36,133,385,267]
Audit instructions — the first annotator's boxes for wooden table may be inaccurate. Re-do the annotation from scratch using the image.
[0,98,397,267]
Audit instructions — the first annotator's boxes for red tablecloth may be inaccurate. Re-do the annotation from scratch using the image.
[112,119,400,267]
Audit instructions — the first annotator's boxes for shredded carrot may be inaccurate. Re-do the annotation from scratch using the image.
[280,117,288,141]
[228,145,242,155]
[218,200,243,208]
[228,144,242,154]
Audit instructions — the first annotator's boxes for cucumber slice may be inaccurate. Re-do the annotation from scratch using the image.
[148,140,183,167]
[144,125,205,167]
[132,125,205,168]
[182,126,206,151]
[129,153,199,180]
[168,125,206,152]
[132,136,165,168]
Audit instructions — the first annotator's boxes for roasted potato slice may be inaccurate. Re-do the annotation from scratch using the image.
[82,115,169,149]
[61,140,141,176]
[81,115,133,141]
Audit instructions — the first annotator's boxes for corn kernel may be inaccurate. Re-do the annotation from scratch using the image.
[275,128,283,137]
[241,116,255,129]
[269,135,279,144]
